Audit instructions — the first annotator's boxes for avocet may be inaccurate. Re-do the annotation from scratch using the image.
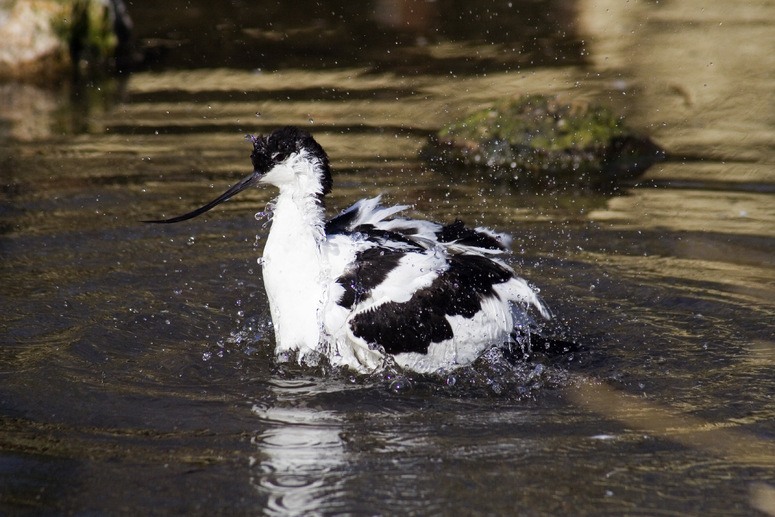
[146,126,551,374]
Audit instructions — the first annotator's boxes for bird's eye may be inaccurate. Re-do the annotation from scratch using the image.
[272,152,287,162]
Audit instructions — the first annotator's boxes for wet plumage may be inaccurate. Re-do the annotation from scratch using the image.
[147,126,551,373]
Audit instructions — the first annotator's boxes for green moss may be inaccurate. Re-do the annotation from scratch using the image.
[423,94,664,189]
[440,95,628,150]
[52,0,119,71]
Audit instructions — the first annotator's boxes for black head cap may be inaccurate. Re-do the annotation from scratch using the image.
[249,126,333,196]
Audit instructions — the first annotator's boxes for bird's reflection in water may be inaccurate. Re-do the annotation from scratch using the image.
[250,379,348,516]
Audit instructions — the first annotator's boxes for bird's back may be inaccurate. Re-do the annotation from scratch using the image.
[321,196,550,373]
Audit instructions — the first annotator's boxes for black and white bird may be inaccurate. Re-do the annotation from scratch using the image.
[147,126,551,374]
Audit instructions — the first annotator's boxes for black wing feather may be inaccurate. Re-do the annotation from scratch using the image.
[349,254,514,355]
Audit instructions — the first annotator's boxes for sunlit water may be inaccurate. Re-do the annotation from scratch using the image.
[1,0,774,515]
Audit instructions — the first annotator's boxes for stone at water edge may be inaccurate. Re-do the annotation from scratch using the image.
[420,94,665,189]
[0,0,132,82]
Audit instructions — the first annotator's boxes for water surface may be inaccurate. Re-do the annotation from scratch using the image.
[1,0,774,515]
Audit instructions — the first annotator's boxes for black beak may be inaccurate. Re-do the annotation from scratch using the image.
[143,171,261,224]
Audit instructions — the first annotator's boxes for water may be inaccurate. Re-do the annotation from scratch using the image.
[2,0,775,515]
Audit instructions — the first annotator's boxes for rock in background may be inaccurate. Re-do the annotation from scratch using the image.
[421,94,665,190]
[0,0,131,82]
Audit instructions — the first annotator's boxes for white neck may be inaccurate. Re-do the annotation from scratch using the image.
[260,185,328,361]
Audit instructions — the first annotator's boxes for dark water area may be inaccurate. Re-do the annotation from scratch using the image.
[128,0,583,74]
[2,0,775,515]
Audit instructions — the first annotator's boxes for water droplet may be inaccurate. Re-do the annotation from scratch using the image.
[389,378,413,393]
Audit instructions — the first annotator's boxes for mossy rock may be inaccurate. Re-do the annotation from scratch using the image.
[0,0,131,82]
[421,94,664,189]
